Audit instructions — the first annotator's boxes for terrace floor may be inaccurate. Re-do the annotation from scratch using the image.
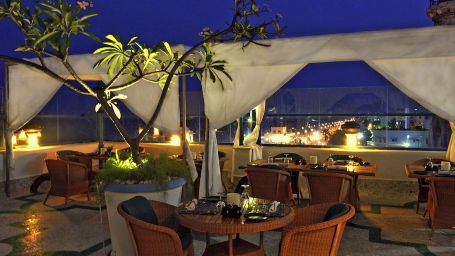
[1,190,455,256]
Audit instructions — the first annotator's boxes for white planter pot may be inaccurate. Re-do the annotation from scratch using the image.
[104,178,186,256]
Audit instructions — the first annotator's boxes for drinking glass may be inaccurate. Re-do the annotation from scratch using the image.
[284,154,290,166]
[267,153,273,163]
[328,154,334,166]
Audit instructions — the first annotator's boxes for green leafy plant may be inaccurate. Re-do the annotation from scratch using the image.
[95,152,193,201]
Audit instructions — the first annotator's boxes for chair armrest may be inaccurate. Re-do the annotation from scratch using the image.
[150,201,187,232]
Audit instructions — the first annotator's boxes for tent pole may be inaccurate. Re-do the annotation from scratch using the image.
[3,63,11,197]
[204,118,209,196]
[180,70,187,162]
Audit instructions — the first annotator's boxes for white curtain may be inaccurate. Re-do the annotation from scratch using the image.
[198,129,223,198]
[6,64,63,172]
[9,53,182,134]
[366,58,455,123]
[200,65,305,197]
[446,122,455,162]
[243,101,266,160]
[203,64,306,129]
[184,140,198,181]
[99,75,180,133]
[6,50,183,182]
[8,64,63,131]
[199,26,455,196]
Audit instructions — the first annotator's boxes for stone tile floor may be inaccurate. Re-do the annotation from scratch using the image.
[1,191,454,256]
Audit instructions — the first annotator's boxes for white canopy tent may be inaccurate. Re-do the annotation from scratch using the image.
[4,46,199,195]
[200,25,455,197]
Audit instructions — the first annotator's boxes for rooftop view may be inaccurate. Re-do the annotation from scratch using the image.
[1,0,455,255]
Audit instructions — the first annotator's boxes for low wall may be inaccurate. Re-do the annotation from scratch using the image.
[1,142,445,205]
[0,142,233,195]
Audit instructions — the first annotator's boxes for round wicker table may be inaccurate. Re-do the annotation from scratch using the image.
[175,205,294,256]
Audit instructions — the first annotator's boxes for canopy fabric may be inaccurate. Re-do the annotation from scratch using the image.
[204,26,455,127]
[198,129,223,198]
[8,64,63,131]
[5,50,183,186]
[211,26,455,67]
[184,140,198,181]
[199,26,455,196]
[366,58,455,123]
[9,48,184,135]
[99,75,180,133]
[243,101,266,160]
[203,64,306,129]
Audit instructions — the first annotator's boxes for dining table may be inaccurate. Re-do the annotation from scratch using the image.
[405,163,455,179]
[68,152,108,170]
[243,159,376,208]
[175,203,294,256]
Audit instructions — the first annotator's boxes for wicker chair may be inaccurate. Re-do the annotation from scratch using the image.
[43,159,90,205]
[274,153,305,204]
[427,176,455,237]
[245,167,293,203]
[117,197,194,256]
[302,171,355,207]
[280,203,355,256]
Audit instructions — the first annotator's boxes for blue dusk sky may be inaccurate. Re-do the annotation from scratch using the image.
[0,0,434,92]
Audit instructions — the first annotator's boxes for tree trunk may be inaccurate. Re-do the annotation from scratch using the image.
[131,141,141,165]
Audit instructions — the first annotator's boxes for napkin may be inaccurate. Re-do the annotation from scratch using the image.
[269,201,280,213]
[187,199,198,211]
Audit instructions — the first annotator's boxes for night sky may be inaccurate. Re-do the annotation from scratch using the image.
[0,0,434,92]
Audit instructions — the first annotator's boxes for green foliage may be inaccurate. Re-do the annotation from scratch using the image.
[93,34,213,89]
[94,152,193,201]
[94,91,126,119]
[0,0,99,56]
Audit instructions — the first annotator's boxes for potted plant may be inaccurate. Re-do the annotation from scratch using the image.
[95,152,192,256]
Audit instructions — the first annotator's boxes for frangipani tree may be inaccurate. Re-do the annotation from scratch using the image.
[0,0,283,164]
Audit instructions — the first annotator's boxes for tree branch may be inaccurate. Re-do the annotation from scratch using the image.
[105,53,137,90]
[106,76,143,92]
[95,90,134,146]
[61,60,96,96]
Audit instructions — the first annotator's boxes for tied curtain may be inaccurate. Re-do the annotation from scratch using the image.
[241,101,266,160]
[200,26,455,196]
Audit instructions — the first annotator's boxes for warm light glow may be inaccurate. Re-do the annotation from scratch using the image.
[12,135,17,145]
[185,130,193,143]
[138,127,143,134]
[153,128,160,136]
[346,134,358,148]
[19,130,27,139]
[27,133,40,148]
[170,135,181,145]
